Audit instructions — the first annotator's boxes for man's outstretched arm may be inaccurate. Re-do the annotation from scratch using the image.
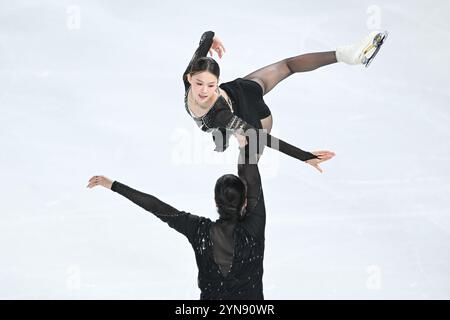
[237,141,266,239]
[87,175,204,244]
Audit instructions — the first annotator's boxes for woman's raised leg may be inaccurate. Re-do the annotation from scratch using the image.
[243,51,337,96]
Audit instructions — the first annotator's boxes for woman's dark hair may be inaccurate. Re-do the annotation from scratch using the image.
[189,57,220,79]
[214,174,246,221]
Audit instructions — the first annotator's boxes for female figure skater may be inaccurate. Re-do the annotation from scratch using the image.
[183,30,386,170]
[88,143,280,299]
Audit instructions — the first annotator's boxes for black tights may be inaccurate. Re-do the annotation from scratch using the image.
[243,51,337,96]
[241,51,337,161]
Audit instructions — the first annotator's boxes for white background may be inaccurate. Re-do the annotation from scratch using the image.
[1,0,449,299]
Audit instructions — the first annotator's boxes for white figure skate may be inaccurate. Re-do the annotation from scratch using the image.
[336,31,388,67]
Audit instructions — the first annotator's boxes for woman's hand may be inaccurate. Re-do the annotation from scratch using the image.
[233,132,248,148]
[209,36,226,59]
[87,175,113,189]
[305,150,336,173]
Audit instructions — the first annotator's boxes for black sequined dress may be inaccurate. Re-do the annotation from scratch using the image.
[183,31,319,162]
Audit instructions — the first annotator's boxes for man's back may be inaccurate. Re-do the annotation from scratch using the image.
[110,144,266,300]
[194,145,266,299]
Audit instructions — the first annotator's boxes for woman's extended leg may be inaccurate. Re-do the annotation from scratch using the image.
[243,51,337,96]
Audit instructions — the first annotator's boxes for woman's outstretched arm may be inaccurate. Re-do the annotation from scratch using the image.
[182,31,215,92]
[87,175,205,244]
[182,31,226,92]
[210,100,335,172]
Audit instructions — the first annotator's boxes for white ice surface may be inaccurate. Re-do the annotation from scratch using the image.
[1,0,449,299]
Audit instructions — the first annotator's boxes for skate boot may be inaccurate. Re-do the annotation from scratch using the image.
[336,31,388,67]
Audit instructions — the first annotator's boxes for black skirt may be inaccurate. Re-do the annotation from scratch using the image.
[219,77,272,129]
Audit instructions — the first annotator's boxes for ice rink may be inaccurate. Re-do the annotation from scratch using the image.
[1,0,449,299]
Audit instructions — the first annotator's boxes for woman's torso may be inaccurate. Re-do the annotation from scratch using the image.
[186,86,234,118]
[184,78,270,130]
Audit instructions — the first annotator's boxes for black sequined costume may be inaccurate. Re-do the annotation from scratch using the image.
[183,31,319,162]
[111,146,266,299]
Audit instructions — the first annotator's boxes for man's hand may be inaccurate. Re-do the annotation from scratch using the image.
[305,150,336,173]
[87,175,113,189]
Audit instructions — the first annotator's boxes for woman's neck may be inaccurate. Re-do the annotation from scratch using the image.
[190,87,221,109]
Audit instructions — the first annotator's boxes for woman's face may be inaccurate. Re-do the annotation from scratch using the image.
[188,71,219,103]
